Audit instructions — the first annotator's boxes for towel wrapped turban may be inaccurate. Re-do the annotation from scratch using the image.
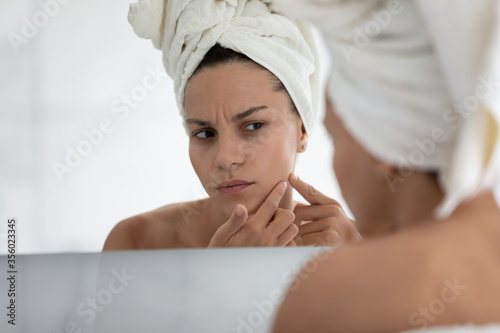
[128,0,320,135]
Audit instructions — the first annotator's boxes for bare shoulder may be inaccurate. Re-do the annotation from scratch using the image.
[103,200,209,251]
[274,219,500,333]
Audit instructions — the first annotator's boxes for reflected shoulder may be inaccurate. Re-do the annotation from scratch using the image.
[102,199,212,251]
[102,203,184,251]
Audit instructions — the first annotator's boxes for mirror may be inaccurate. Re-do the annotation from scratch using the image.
[1,0,344,254]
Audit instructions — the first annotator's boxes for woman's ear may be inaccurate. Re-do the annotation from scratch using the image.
[371,156,398,180]
[297,122,308,153]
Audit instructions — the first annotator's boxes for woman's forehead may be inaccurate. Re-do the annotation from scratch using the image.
[184,63,289,119]
[186,62,275,95]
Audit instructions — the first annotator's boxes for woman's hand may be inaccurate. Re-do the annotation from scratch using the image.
[208,182,299,248]
[289,173,361,246]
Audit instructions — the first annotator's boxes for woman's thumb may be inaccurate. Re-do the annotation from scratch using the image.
[208,204,248,247]
[228,204,247,229]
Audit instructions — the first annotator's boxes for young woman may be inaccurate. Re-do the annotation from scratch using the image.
[103,0,358,250]
[272,1,500,332]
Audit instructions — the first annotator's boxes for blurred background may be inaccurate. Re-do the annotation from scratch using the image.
[0,0,345,254]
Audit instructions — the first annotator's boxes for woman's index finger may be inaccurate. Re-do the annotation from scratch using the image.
[252,181,288,227]
[289,173,334,205]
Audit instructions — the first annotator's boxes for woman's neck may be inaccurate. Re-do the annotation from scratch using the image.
[449,190,500,221]
[391,176,498,229]
[388,171,444,230]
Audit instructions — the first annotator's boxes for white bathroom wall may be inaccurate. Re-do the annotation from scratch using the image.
[0,0,345,253]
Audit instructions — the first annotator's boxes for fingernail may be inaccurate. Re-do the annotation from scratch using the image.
[282,182,288,190]
[235,205,244,217]
[291,173,298,181]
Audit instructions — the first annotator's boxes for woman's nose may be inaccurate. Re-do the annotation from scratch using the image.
[214,134,246,170]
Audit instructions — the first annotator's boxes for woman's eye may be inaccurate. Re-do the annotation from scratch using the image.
[194,130,215,139]
[244,122,264,131]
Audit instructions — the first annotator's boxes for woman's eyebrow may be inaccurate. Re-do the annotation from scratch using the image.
[185,105,268,126]
[185,118,212,127]
[233,105,267,121]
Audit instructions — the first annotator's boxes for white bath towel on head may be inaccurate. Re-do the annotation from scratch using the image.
[401,324,500,333]
[127,0,320,135]
[274,0,500,218]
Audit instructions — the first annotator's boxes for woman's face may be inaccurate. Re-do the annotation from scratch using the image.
[184,62,306,218]
[323,99,390,234]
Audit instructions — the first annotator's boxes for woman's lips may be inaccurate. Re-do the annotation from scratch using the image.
[216,180,255,194]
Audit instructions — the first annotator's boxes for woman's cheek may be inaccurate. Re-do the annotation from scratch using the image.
[189,145,214,189]
[253,127,274,146]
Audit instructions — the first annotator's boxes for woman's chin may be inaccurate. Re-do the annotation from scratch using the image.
[242,200,262,216]
[223,200,260,218]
